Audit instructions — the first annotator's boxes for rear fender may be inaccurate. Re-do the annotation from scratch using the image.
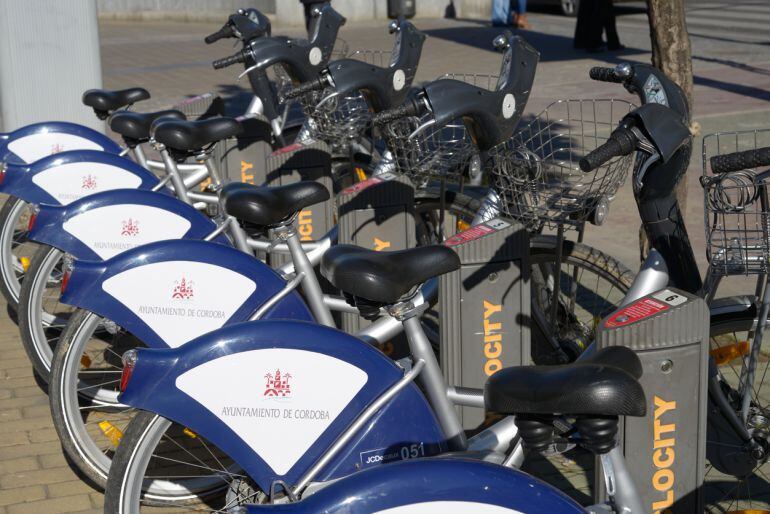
[121,321,448,492]
[247,458,586,513]
[0,122,121,166]
[60,240,312,348]
[29,189,228,260]
[0,150,159,204]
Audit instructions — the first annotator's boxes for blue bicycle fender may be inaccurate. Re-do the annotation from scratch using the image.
[246,458,586,513]
[60,239,312,348]
[120,320,448,492]
[29,189,229,260]
[0,150,159,204]
[0,121,121,166]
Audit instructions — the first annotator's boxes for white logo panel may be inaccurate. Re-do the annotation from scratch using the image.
[375,502,524,513]
[102,261,256,347]
[7,133,103,163]
[62,204,192,259]
[176,348,368,475]
[31,162,143,205]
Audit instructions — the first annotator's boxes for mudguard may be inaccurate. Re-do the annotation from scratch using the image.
[28,189,229,260]
[120,321,448,492]
[0,122,121,165]
[0,149,159,204]
[60,240,312,348]
[248,458,586,513]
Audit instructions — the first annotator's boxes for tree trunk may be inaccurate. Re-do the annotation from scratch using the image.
[639,0,694,261]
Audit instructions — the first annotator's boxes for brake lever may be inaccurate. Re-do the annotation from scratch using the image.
[632,128,660,191]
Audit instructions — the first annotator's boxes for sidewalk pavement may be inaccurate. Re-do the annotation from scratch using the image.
[2,2,770,512]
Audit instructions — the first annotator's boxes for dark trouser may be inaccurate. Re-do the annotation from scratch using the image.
[574,0,620,49]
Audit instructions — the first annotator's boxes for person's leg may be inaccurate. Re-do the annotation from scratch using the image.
[603,0,622,49]
[492,0,511,26]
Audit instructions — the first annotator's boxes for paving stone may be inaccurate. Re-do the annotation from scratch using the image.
[5,495,92,514]
[0,486,46,507]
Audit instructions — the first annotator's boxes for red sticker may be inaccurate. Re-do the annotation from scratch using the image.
[444,224,495,247]
[341,176,383,195]
[604,298,669,328]
[270,142,304,156]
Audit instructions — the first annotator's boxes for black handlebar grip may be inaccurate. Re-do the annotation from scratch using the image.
[282,78,326,101]
[212,50,246,69]
[205,25,234,44]
[589,67,625,83]
[579,126,637,172]
[711,147,770,174]
[372,98,422,125]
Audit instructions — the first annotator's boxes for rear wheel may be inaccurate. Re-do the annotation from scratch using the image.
[104,411,257,514]
[49,309,143,488]
[18,244,73,381]
[0,196,39,312]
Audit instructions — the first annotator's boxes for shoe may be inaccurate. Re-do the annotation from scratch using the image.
[514,13,531,29]
[586,44,607,53]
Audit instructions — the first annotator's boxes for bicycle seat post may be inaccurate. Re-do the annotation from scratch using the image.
[155,143,192,206]
[273,219,335,328]
[391,296,468,452]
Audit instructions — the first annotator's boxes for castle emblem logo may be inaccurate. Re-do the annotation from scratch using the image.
[171,277,194,300]
[263,369,292,398]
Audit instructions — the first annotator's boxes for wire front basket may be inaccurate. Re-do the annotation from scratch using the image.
[381,73,497,185]
[488,98,635,231]
[702,129,770,275]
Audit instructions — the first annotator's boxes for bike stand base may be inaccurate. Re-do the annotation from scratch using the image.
[594,288,709,513]
[440,218,530,429]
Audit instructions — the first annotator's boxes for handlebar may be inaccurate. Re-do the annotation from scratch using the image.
[711,147,770,174]
[205,25,235,44]
[372,98,424,125]
[282,77,327,101]
[579,126,637,172]
[589,66,626,84]
[212,50,248,69]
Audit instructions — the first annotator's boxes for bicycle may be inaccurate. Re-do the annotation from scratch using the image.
[0,5,341,312]
[14,4,353,380]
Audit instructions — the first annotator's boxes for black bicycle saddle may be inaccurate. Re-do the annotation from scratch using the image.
[82,88,151,119]
[321,244,460,304]
[109,110,186,145]
[485,346,646,417]
[151,117,242,152]
[222,181,330,227]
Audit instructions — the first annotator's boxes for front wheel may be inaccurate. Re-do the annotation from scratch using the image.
[529,235,635,363]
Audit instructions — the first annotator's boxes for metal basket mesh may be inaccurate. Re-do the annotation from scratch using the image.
[380,73,496,184]
[702,129,770,275]
[488,98,635,230]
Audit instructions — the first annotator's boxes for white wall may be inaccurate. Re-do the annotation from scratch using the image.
[0,0,103,131]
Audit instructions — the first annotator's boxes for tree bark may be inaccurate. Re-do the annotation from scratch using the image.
[639,0,694,261]
[646,0,694,110]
